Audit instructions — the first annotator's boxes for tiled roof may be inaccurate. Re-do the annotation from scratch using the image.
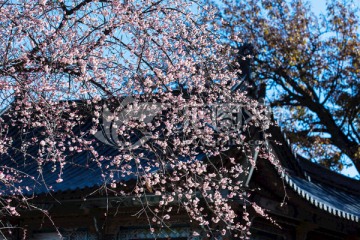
[0,104,153,195]
[1,121,134,195]
[0,103,205,195]
[283,173,360,222]
[274,129,360,222]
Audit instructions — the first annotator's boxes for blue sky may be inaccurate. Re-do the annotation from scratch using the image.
[310,0,360,15]
[309,0,327,14]
[308,0,360,178]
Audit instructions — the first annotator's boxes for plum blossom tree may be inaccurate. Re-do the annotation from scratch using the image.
[0,0,274,238]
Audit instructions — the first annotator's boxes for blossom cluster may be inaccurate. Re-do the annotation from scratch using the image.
[0,0,275,238]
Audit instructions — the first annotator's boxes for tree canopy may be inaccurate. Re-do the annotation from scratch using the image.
[217,0,360,175]
[0,0,272,238]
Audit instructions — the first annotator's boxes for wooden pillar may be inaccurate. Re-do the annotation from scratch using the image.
[95,215,119,240]
[295,222,316,240]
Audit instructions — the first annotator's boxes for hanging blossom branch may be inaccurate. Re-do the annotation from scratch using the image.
[0,0,277,238]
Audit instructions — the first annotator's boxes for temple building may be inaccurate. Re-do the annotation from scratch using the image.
[1,103,359,240]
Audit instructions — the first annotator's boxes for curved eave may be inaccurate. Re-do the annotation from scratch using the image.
[282,173,360,223]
